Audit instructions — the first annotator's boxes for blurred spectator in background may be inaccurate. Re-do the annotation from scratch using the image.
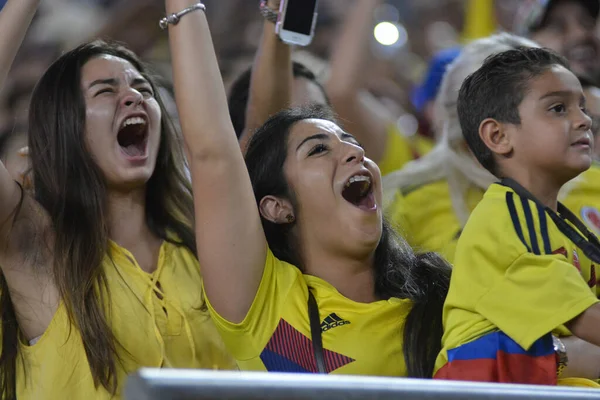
[229,61,329,142]
[227,0,329,152]
[326,0,433,177]
[516,0,600,84]
[410,47,460,139]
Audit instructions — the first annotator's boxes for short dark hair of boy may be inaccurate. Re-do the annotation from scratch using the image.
[457,47,569,176]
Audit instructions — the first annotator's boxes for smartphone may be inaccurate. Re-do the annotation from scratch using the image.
[276,0,319,46]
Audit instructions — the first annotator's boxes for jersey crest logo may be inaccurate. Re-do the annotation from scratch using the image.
[581,206,600,235]
[320,313,351,332]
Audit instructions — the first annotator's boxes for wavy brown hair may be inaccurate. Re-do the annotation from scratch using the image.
[0,40,196,399]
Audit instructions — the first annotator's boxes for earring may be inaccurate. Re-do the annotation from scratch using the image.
[286,214,295,223]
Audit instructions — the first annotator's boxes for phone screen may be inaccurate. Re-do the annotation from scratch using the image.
[282,0,317,35]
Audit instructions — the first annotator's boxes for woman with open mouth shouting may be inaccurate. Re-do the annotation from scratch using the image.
[166,0,451,378]
[0,1,235,399]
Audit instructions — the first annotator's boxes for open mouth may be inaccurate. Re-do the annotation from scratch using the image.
[341,174,376,211]
[117,116,148,158]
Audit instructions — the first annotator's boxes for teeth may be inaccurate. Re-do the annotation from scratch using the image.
[345,175,371,188]
[122,117,146,128]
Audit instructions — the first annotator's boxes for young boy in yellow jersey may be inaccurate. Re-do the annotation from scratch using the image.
[434,46,600,385]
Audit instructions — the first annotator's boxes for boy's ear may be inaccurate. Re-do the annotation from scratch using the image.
[479,118,513,157]
[259,195,295,224]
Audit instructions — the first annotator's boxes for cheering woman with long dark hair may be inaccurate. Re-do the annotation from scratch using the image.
[0,1,234,399]
[166,0,450,377]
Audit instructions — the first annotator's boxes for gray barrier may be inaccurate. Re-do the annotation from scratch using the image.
[124,369,600,400]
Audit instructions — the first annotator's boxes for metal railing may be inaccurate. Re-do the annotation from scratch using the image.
[124,369,600,400]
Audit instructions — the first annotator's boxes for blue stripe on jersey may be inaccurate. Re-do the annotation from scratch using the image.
[506,192,531,253]
[446,331,554,361]
[520,196,540,255]
[536,203,552,254]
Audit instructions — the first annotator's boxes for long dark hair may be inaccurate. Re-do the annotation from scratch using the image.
[245,105,451,377]
[0,40,196,399]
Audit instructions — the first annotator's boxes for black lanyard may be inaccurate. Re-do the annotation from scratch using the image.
[307,291,327,373]
[501,178,600,264]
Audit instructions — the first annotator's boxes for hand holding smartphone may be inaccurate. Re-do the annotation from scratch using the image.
[276,0,319,46]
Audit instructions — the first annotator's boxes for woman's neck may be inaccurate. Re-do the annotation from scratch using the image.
[107,188,153,248]
[302,249,378,303]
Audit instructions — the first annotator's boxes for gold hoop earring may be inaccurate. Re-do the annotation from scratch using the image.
[286,214,295,223]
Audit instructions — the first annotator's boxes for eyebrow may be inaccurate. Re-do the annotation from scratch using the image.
[296,133,329,151]
[539,90,578,101]
[88,77,150,90]
[341,132,359,143]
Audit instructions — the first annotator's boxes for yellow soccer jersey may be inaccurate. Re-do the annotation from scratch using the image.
[206,249,412,376]
[378,125,434,177]
[563,164,600,238]
[387,180,483,262]
[435,183,600,376]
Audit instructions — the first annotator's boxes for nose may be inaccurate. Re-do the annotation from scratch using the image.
[342,141,365,165]
[120,88,144,108]
[576,109,593,131]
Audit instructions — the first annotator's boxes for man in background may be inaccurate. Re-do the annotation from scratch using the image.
[516,0,600,84]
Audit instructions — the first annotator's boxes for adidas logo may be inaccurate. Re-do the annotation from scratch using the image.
[320,313,350,332]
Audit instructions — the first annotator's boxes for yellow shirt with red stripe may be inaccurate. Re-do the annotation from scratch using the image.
[205,249,412,376]
[16,240,236,399]
[378,125,434,177]
[435,183,599,383]
[387,180,483,262]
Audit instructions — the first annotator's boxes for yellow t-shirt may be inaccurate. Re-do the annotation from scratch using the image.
[563,164,600,239]
[387,180,483,262]
[206,249,412,376]
[16,240,236,399]
[378,126,434,177]
[435,183,599,382]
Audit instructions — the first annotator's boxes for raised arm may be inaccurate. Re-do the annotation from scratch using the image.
[166,0,267,323]
[239,0,292,153]
[0,0,40,236]
[325,0,393,163]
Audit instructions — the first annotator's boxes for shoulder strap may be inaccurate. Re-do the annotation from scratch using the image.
[307,290,327,374]
[501,178,600,263]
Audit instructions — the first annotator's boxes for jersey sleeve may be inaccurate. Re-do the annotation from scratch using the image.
[204,248,303,361]
[476,250,599,351]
